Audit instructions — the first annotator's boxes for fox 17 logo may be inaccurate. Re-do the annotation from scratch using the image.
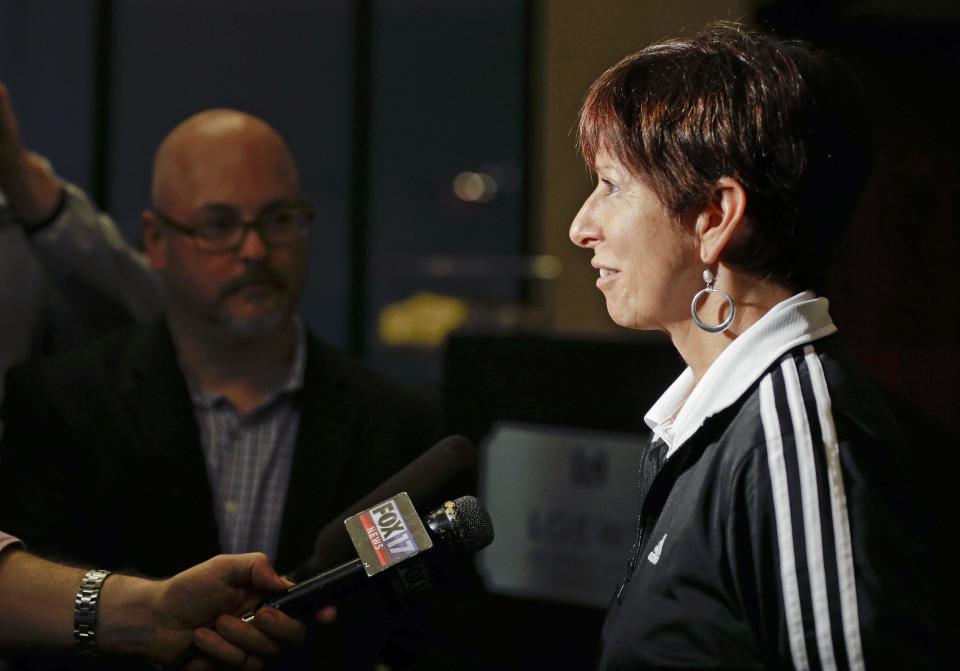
[361,499,420,568]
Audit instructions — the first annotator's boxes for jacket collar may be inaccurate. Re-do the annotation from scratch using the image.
[646,291,837,458]
[117,319,221,557]
[119,319,206,461]
[274,336,361,573]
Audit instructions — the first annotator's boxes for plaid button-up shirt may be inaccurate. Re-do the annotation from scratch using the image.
[187,323,306,560]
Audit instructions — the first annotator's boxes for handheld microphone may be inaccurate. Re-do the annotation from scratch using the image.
[291,434,478,580]
[249,493,493,618]
[164,493,493,671]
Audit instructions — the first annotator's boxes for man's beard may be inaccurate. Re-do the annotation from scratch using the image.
[170,265,295,340]
[215,269,292,340]
[217,302,287,340]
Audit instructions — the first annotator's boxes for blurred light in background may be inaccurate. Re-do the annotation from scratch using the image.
[378,292,470,346]
[453,170,499,203]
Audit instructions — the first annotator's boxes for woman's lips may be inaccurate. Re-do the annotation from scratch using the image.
[596,266,620,288]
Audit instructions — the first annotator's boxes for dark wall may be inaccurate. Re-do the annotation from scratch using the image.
[757,1,960,434]
[0,0,97,193]
[366,0,529,382]
[0,0,529,372]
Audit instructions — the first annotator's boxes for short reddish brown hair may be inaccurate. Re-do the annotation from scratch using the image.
[578,22,871,293]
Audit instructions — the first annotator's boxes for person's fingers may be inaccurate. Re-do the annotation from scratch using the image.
[0,82,24,168]
[212,552,291,595]
[253,607,307,643]
[247,553,294,594]
[191,626,249,667]
[316,605,338,624]
[211,552,268,586]
[215,614,282,657]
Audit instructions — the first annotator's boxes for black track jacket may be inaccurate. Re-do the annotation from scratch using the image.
[600,296,936,670]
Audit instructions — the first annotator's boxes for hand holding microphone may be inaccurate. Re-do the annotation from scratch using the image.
[166,493,492,669]
[149,553,305,668]
[165,435,490,670]
[238,493,492,623]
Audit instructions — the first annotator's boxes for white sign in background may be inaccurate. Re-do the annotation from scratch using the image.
[478,421,645,608]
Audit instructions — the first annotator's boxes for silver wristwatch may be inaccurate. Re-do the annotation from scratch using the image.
[74,569,112,656]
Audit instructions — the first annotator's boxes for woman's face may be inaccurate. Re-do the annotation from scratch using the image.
[569,150,698,332]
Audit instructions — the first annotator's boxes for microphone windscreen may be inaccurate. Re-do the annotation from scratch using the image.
[291,435,477,580]
[425,495,495,553]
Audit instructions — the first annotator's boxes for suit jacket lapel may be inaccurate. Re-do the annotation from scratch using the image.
[276,336,360,573]
[118,320,220,560]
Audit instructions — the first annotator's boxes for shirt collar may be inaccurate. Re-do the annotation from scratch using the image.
[187,318,307,411]
[645,291,837,458]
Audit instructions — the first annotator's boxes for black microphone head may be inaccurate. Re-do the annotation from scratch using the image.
[424,495,494,553]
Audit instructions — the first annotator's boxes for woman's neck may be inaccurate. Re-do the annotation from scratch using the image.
[668,274,794,383]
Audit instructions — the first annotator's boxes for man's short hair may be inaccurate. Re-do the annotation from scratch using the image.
[578,22,872,293]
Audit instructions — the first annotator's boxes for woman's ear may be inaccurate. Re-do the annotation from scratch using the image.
[694,177,747,265]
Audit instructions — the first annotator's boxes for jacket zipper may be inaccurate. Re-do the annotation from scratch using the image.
[616,442,653,603]
[615,439,693,604]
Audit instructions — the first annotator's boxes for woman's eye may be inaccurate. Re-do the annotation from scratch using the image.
[600,178,616,193]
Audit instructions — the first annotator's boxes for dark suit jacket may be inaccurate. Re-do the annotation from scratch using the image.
[0,319,440,668]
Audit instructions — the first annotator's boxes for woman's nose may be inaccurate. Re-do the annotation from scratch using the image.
[569,200,600,248]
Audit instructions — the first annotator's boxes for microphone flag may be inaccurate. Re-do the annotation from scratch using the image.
[345,492,434,576]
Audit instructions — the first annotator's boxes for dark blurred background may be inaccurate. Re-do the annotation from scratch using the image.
[1,0,957,666]
[1,0,956,426]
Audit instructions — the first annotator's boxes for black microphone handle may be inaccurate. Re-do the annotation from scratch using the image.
[248,558,367,618]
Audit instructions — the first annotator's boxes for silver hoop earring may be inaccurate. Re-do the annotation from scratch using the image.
[690,269,735,333]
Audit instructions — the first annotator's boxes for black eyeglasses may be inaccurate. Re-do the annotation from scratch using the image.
[153,199,313,252]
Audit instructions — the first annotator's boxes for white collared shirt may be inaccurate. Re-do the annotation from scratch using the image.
[646,291,837,460]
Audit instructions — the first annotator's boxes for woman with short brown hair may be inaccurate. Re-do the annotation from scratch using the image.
[570,23,933,670]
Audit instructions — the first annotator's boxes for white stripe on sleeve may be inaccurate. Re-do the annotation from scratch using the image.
[804,345,865,671]
[759,374,810,671]
[781,356,838,671]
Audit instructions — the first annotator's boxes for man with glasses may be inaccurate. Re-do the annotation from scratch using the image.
[0,109,438,669]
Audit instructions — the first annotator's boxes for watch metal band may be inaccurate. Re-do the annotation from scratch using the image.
[74,569,112,656]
